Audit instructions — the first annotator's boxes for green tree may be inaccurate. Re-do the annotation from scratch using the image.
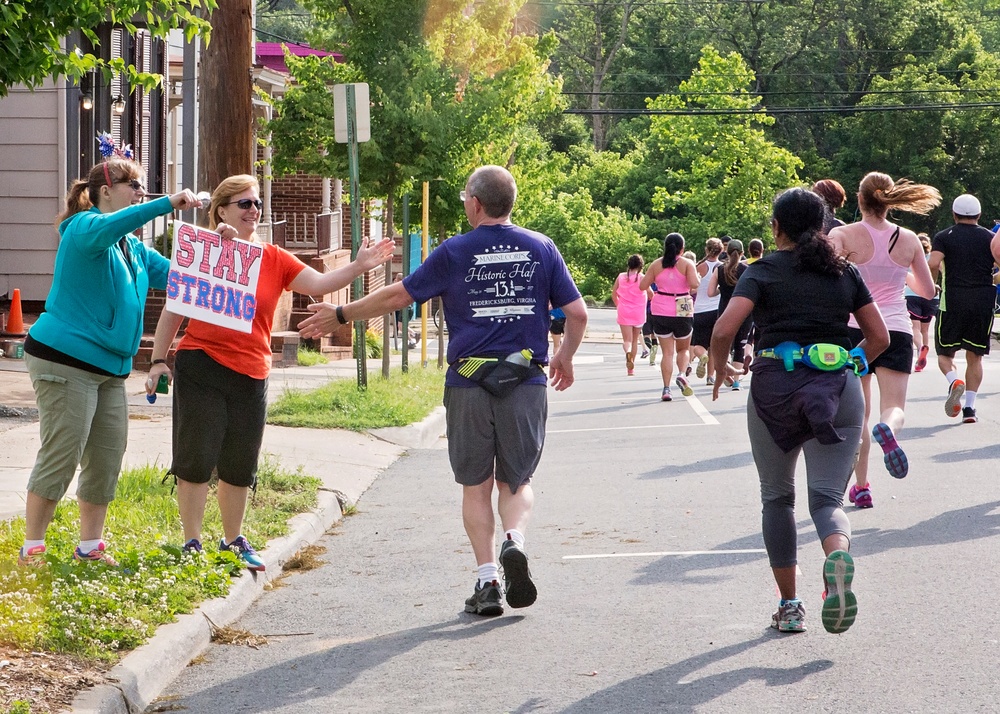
[522,189,650,300]
[256,0,313,44]
[0,0,215,96]
[645,47,803,246]
[830,63,956,230]
[831,29,1000,229]
[543,0,642,151]
[268,0,561,237]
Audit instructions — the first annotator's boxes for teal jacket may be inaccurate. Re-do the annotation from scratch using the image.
[29,196,174,375]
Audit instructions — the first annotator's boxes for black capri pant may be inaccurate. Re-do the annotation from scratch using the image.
[170,349,268,488]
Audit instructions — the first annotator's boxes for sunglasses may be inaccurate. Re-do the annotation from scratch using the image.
[117,178,146,192]
[227,198,263,210]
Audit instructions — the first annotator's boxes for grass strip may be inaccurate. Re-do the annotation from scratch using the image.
[267,365,445,431]
[0,455,319,663]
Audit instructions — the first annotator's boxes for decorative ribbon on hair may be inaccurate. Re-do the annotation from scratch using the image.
[96,132,136,186]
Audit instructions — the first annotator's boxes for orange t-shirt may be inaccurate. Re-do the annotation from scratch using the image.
[177,243,306,379]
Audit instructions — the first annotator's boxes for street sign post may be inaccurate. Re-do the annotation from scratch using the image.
[333,83,370,389]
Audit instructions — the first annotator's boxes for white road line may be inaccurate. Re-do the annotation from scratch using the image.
[563,549,767,560]
[551,396,670,404]
[571,355,606,364]
[685,392,720,425]
[548,422,710,433]
[548,393,719,432]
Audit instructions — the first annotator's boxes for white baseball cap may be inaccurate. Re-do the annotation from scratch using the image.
[952,193,982,217]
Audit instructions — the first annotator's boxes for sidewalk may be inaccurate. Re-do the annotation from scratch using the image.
[0,354,446,714]
[0,355,444,523]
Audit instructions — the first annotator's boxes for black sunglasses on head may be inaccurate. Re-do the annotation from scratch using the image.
[227,198,263,210]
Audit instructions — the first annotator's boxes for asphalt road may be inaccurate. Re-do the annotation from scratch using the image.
[149,310,1000,713]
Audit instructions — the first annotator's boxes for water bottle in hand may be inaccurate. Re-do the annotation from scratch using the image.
[146,374,169,403]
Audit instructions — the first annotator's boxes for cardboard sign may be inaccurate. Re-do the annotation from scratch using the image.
[165,221,263,333]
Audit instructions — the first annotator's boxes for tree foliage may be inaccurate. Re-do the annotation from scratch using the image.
[258,0,1000,298]
[268,0,562,236]
[522,189,651,300]
[255,0,312,44]
[644,48,802,247]
[0,0,215,96]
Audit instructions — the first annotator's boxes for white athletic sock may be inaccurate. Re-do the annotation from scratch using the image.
[504,529,525,549]
[22,539,45,552]
[477,562,499,586]
[946,370,958,385]
[965,391,977,409]
[78,538,102,554]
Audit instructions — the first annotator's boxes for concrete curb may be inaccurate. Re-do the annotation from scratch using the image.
[369,405,446,449]
[68,411,445,714]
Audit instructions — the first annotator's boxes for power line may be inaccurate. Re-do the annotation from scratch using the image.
[564,67,988,80]
[563,88,998,97]
[254,27,323,51]
[565,102,1000,115]
[527,0,766,5]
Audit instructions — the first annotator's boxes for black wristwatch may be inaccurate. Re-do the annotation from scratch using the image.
[336,305,347,325]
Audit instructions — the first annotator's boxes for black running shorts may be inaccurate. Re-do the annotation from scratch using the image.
[848,327,914,374]
[936,304,994,357]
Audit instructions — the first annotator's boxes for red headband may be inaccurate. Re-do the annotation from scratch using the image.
[103,162,112,188]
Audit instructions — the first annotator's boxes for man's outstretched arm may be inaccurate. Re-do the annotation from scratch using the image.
[298,282,415,338]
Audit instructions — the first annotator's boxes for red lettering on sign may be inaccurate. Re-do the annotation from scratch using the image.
[194,230,221,274]
[174,224,197,268]
[236,243,264,286]
[214,239,238,281]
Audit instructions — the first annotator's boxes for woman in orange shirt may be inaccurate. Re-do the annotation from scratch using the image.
[148,175,392,570]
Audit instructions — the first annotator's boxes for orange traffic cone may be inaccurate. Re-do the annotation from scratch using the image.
[4,288,26,336]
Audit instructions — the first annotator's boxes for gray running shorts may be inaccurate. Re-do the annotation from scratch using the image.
[443,384,547,493]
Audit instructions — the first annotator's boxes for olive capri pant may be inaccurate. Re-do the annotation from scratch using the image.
[24,353,129,505]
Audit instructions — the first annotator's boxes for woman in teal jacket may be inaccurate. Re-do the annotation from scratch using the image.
[18,155,201,568]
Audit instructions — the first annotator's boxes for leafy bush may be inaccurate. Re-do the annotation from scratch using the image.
[352,329,382,359]
[521,189,648,302]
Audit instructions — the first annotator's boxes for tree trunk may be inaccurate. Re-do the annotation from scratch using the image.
[199,0,255,193]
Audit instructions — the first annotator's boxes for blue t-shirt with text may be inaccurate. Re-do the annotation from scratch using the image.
[403,223,581,387]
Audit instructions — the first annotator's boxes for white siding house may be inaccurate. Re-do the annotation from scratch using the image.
[0,81,67,301]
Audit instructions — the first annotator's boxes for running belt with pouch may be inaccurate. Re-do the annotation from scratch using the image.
[755,341,870,376]
[455,349,544,398]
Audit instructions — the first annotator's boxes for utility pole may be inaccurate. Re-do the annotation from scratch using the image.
[198,0,255,193]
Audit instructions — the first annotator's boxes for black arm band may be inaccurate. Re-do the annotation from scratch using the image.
[336,305,347,325]
[151,358,167,365]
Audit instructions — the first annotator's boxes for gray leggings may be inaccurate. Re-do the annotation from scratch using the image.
[747,375,864,568]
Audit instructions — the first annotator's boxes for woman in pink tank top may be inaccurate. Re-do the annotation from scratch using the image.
[828,172,938,508]
[612,254,650,375]
[640,232,700,401]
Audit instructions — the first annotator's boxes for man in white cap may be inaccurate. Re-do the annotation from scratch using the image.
[928,194,1000,423]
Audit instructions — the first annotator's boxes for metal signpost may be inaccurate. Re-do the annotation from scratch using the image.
[401,193,410,373]
[333,83,371,388]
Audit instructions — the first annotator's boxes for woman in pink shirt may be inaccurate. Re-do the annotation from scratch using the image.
[828,172,938,508]
[640,233,700,401]
[612,254,649,376]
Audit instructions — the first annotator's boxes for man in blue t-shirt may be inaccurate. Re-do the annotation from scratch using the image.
[299,165,588,616]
